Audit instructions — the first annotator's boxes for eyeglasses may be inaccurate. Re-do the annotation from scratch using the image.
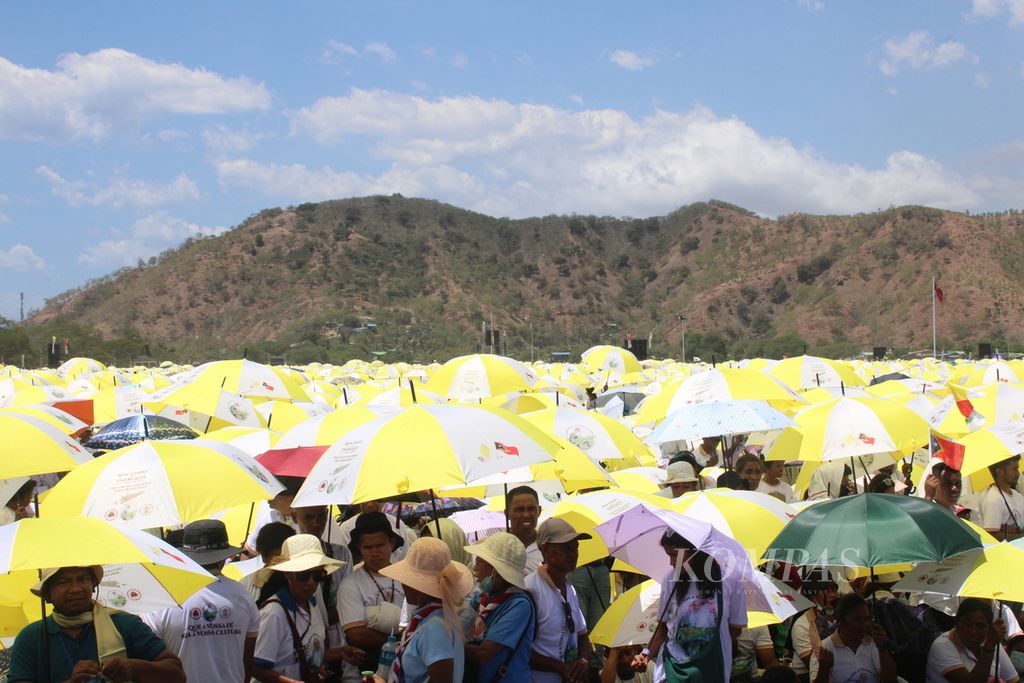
[295,569,328,583]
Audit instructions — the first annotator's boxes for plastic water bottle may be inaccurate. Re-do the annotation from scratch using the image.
[375,634,399,680]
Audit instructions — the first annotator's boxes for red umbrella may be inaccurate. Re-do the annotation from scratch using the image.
[256,445,329,478]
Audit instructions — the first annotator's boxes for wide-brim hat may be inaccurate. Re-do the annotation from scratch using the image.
[180,519,241,565]
[269,534,345,575]
[663,461,698,485]
[31,566,104,598]
[465,532,527,590]
[347,511,405,558]
[380,537,473,602]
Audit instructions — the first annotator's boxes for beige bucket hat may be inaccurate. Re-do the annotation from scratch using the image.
[268,533,346,575]
[465,532,528,590]
[380,537,473,602]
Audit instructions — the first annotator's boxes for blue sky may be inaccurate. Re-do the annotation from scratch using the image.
[1,1,1022,321]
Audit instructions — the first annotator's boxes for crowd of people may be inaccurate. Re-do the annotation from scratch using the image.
[5,455,1024,683]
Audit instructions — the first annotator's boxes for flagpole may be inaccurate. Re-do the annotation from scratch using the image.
[931,276,937,359]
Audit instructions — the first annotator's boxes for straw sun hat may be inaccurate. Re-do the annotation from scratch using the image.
[268,534,346,575]
[380,537,472,603]
[464,531,528,590]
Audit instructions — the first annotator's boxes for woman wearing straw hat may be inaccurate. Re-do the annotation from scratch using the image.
[464,532,536,683]
[377,536,474,683]
[253,534,354,683]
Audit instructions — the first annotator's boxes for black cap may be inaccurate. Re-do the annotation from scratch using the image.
[180,519,241,565]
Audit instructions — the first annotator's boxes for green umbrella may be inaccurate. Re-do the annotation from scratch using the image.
[762,493,983,569]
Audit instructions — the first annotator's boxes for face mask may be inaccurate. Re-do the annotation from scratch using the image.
[479,574,495,595]
[1011,650,1024,674]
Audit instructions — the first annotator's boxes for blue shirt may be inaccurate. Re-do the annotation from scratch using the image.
[400,607,464,683]
[478,592,535,683]
[9,611,168,683]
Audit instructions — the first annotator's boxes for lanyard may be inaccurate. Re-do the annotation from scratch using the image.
[367,570,395,604]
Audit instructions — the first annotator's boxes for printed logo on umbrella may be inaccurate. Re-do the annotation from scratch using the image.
[858,433,876,445]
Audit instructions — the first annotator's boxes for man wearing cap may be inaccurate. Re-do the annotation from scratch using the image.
[339,511,407,682]
[506,486,544,573]
[9,565,185,683]
[465,532,537,683]
[526,519,593,683]
[141,519,260,683]
[656,461,700,499]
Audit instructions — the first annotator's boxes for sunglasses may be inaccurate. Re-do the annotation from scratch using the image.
[294,569,328,583]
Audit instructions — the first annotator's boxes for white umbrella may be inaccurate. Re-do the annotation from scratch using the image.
[648,400,793,443]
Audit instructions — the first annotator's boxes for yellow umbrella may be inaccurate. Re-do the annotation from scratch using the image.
[893,541,1024,602]
[521,407,653,465]
[767,355,866,390]
[42,440,284,528]
[548,490,669,566]
[0,517,215,611]
[0,413,92,478]
[581,345,642,374]
[0,405,87,435]
[188,359,310,401]
[670,490,796,562]
[197,426,281,457]
[274,404,390,448]
[424,354,538,400]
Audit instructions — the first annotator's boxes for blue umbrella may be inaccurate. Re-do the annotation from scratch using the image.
[85,415,199,451]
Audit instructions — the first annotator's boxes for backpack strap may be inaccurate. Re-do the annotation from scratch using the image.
[266,598,314,683]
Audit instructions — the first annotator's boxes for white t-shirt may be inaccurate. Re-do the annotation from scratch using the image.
[790,612,812,676]
[979,486,1024,534]
[253,590,327,681]
[732,626,772,679]
[925,630,1019,683]
[819,632,881,683]
[142,575,260,683]
[756,479,794,503]
[524,542,542,573]
[693,444,721,468]
[654,571,747,682]
[526,568,588,683]
[339,566,407,683]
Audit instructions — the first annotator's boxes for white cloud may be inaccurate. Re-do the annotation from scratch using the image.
[451,53,469,69]
[365,42,397,63]
[879,31,973,77]
[0,48,271,142]
[37,166,201,209]
[422,47,436,59]
[0,193,8,203]
[798,0,825,9]
[78,213,228,268]
[608,49,655,71]
[202,124,266,152]
[0,244,46,271]
[156,129,189,142]
[974,72,991,89]
[568,94,585,105]
[517,53,533,65]
[884,86,899,97]
[968,0,1024,25]
[269,88,1013,217]
[321,40,359,64]
[409,80,429,92]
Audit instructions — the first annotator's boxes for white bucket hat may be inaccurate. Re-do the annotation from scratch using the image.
[663,461,698,485]
[267,534,345,575]
[465,532,528,590]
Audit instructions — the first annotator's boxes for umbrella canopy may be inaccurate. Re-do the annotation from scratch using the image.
[593,504,787,616]
[0,404,88,435]
[521,406,651,464]
[185,359,310,402]
[146,384,266,432]
[670,490,796,562]
[762,396,929,462]
[0,413,92,478]
[291,404,561,506]
[892,541,1024,603]
[43,440,283,528]
[274,405,392,449]
[763,493,983,568]
[0,517,214,608]
[581,346,642,374]
[424,354,538,400]
[648,399,793,443]
[633,368,804,426]
[767,355,866,390]
[86,414,199,450]
[197,426,281,458]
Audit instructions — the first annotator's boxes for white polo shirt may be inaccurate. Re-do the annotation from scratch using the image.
[526,567,587,683]
[819,632,881,683]
[925,630,1018,683]
[979,485,1024,534]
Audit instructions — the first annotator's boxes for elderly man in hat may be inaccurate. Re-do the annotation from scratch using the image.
[526,518,593,683]
[464,532,536,683]
[142,519,260,683]
[339,511,407,681]
[8,565,184,683]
